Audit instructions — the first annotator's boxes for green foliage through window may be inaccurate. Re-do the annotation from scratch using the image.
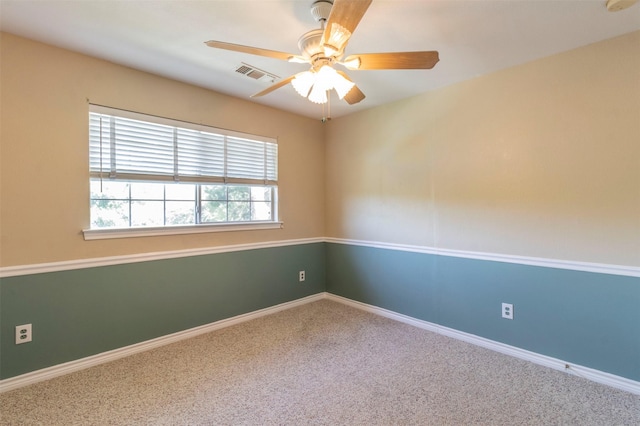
[90,180,274,229]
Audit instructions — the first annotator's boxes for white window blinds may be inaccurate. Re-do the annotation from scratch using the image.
[89,105,277,185]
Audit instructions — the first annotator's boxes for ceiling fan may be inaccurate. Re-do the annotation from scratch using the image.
[205,0,439,109]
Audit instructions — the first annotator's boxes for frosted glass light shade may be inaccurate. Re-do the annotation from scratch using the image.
[324,22,351,56]
[341,56,361,70]
[291,71,315,97]
[315,66,337,91]
[291,66,355,104]
[308,84,328,104]
[332,73,355,99]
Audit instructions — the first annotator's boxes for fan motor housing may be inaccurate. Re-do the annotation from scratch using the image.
[298,29,335,70]
[298,29,324,59]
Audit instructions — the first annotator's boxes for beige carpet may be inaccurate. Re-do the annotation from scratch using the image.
[1,299,639,425]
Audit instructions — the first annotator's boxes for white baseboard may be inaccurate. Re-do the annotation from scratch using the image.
[0,293,325,394]
[325,293,640,396]
[2,292,638,397]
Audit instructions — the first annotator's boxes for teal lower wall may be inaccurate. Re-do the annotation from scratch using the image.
[3,241,638,383]
[325,243,640,382]
[0,243,325,379]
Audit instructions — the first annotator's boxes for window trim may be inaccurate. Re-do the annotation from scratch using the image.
[82,221,284,241]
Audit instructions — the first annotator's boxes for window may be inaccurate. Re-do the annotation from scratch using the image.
[85,105,279,239]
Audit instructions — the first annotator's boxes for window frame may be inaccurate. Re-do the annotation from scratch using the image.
[83,105,281,240]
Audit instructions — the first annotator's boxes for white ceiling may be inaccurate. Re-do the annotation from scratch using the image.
[1,0,639,119]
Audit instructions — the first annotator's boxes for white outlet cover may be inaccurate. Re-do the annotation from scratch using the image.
[15,323,32,344]
[502,303,514,320]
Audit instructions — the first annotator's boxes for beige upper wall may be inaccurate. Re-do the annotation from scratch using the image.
[3,31,638,268]
[325,31,640,266]
[0,33,325,266]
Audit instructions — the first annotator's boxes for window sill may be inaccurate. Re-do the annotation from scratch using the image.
[82,222,284,241]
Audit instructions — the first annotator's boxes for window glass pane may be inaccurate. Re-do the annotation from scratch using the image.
[131,201,164,226]
[166,201,195,225]
[228,186,250,201]
[201,185,226,201]
[91,199,130,228]
[251,202,272,221]
[228,201,250,221]
[90,180,129,199]
[131,182,164,200]
[250,186,271,201]
[201,201,227,222]
[165,184,196,201]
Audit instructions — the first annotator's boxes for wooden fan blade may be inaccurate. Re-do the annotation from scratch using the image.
[205,40,295,61]
[344,51,440,70]
[251,75,295,98]
[343,85,366,105]
[336,71,366,105]
[321,0,373,53]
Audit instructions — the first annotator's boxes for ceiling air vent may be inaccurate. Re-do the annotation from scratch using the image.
[234,63,279,84]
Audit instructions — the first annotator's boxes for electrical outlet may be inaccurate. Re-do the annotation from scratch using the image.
[15,324,32,344]
[299,270,306,282]
[502,303,514,320]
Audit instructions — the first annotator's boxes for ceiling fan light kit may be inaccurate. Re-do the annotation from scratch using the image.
[205,0,439,114]
[292,66,355,104]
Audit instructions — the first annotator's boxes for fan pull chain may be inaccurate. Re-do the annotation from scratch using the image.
[322,90,332,123]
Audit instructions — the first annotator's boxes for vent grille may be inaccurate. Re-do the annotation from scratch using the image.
[246,69,265,80]
[236,65,253,75]
[234,63,279,84]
